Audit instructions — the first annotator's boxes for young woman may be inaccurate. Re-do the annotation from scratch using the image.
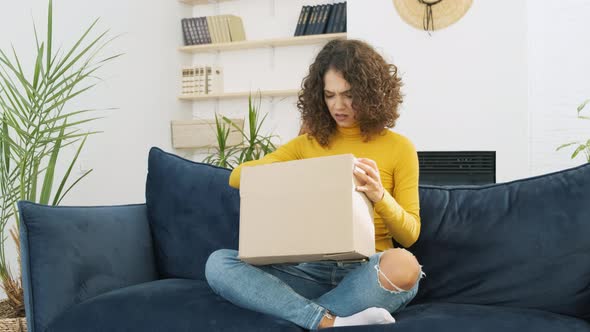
[205,39,423,330]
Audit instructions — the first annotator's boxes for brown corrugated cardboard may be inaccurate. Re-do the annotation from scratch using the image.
[238,154,375,265]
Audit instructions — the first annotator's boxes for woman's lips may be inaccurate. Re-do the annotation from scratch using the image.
[334,114,348,121]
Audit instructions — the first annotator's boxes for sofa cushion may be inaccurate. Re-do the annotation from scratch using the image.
[146,147,240,280]
[18,202,157,332]
[411,163,590,319]
[321,303,590,332]
[46,279,303,332]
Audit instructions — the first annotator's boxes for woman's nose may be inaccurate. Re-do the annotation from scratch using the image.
[333,96,346,109]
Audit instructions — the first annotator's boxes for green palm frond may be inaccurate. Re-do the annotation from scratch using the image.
[203,91,277,168]
[557,99,590,162]
[0,0,120,308]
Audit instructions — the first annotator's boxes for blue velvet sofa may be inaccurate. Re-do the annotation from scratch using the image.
[18,147,590,331]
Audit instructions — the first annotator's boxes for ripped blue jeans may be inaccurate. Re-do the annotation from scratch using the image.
[205,249,424,330]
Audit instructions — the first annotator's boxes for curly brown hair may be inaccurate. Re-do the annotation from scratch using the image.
[297,39,403,147]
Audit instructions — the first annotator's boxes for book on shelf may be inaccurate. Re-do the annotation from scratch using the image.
[197,67,206,95]
[181,19,191,45]
[182,66,195,95]
[340,2,347,33]
[207,66,224,94]
[196,17,212,44]
[318,4,331,34]
[325,3,338,33]
[294,5,309,36]
[306,5,320,36]
[181,65,224,96]
[227,15,246,41]
[216,16,230,43]
[181,14,246,46]
[293,2,347,37]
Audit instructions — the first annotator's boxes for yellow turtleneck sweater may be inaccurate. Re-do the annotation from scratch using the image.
[229,126,421,251]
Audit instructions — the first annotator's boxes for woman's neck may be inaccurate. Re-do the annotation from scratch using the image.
[336,124,362,138]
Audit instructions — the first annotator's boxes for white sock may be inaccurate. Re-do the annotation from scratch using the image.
[332,307,396,327]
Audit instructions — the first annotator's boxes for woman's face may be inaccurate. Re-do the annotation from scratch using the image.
[323,68,357,128]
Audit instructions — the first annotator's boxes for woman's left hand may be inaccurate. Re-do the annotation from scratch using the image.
[353,158,385,203]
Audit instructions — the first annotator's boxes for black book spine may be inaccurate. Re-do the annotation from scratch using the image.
[200,17,212,43]
[342,2,347,32]
[305,5,319,35]
[323,4,335,34]
[314,5,324,35]
[335,3,345,33]
[188,17,199,44]
[300,6,312,36]
[314,5,326,35]
[294,6,306,36]
[326,3,339,34]
[181,19,190,45]
[319,4,331,34]
[195,17,206,44]
[315,5,325,35]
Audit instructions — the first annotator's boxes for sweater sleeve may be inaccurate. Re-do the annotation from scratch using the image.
[228,136,304,188]
[373,139,421,248]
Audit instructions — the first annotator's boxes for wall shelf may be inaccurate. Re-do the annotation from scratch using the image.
[179,0,232,5]
[179,33,347,53]
[178,89,299,101]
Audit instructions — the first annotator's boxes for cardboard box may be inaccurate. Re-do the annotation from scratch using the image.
[238,154,375,265]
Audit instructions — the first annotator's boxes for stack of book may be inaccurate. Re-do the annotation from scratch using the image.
[294,2,347,36]
[181,66,224,95]
[181,15,246,45]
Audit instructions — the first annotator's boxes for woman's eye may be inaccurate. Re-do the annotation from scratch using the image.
[325,95,334,99]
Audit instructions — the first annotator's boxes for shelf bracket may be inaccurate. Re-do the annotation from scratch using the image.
[269,0,276,17]
[269,46,275,70]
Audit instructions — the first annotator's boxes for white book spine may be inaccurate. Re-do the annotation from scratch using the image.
[208,66,224,94]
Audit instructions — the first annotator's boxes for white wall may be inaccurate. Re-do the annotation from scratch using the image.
[528,0,590,175]
[0,0,191,297]
[349,0,529,183]
[0,0,191,208]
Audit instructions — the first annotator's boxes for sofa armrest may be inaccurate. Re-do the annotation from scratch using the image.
[18,201,158,332]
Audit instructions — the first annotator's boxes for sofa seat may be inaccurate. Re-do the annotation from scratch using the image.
[370,303,590,332]
[47,278,590,332]
[46,278,302,332]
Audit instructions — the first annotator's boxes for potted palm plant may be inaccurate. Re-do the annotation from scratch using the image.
[557,99,590,162]
[0,0,119,328]
[203,92,278,169]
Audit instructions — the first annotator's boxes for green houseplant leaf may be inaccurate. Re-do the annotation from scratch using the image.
[0,0,119,314]
[203,92,277,169]
[556,99,590,163]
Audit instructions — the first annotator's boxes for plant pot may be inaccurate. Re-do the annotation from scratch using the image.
[0,318,26,332]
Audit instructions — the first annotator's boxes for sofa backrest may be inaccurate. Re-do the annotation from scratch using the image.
[146,148,590,319]
[411,163,590,319]
[146,147,240,280]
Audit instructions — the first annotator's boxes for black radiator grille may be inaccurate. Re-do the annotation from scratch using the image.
[418,151,496,185]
